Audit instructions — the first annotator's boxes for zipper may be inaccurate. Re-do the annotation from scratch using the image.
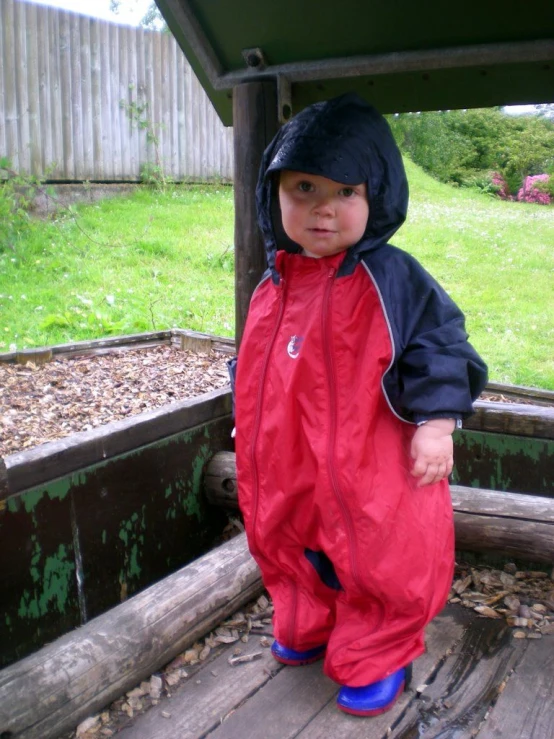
[323,266,386,659]
[322,267,363,590]
[248,278,287,557]
[248,278,300,647]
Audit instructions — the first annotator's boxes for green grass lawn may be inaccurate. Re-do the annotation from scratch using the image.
[1,160,553,389]
[0,184,236,345]
[397,161,554,390]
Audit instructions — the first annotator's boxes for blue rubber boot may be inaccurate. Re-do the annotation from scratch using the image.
[336,664,412,717]
[271,640,326,666]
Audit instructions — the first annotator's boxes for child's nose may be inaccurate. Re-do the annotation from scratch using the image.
[313,195,335,215]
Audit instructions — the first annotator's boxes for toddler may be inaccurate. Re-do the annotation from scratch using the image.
[232,93,487,716]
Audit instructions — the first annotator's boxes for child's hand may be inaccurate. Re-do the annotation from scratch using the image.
[410,419,455,487]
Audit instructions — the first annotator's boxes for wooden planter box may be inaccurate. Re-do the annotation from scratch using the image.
[1,329,553,671]
[453,383,554,499]
[0,330,235,668]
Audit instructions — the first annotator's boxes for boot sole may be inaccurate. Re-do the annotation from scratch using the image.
[271,651,326,666]
[337,679,405,717]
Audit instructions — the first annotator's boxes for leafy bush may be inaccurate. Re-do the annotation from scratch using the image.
[388,109,554,200]
[490,172,512,200]
[0,157,43,252]
[517,174,551,205]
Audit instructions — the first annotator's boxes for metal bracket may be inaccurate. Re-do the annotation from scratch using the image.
[240,48,292,123]
[277,75,292,124]
[242,47,268,70]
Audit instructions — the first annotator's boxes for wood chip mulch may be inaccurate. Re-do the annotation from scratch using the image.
[1,341,550,459]
[449,560,554,637]
[480,392,546,406]
[0,345,231,458]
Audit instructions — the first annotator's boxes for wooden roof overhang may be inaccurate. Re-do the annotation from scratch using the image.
[154,0,554,344]
[155,0,554,125]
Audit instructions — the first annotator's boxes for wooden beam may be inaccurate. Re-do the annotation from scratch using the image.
[205,452,554,563]
[233,80,279,350]
[0,330,237,365]
[484,381,554,407]
[450,486,554,563]
[0,533,263,739]
[0,330,173,364]
[0,458,7,501]
[217,40,554,89]
[205,449,238,509]
[466,400,554,440]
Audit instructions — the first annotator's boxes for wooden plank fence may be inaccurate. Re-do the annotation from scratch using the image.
[0,0,234,181]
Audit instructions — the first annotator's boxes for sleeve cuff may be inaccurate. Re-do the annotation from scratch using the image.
[416,416,462,429]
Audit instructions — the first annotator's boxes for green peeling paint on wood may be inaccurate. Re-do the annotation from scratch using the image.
[453,430,554,495]
[17,544,75,619]
[2,414,232,667]
[185,442,210,520]
[162,440,212,522]
[6,475,75,515]
[118,507,147,582]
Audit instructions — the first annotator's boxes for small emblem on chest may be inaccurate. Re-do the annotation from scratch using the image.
[287,335,304,359]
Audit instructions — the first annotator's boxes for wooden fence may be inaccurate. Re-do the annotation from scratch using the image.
[0,0,234,181]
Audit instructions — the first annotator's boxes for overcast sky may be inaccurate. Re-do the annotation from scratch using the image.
[26,0,153,25]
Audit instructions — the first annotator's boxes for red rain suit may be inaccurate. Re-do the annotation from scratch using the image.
[233,95,487,687]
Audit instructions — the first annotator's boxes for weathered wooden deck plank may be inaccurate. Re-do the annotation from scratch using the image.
[294,606,469,739]
[390,616,528,738]
[477,638,554,739]
[209,659,338,739]
[121,605,468,739]
[121,637,282,738]
[119,606,554,739]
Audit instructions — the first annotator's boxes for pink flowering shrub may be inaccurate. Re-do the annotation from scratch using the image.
[517,174,551,205]
[490,172,512,200]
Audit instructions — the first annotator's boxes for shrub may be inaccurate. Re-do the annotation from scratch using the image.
[0,157,43,252]
[517,174,551,205]
[490,172,512,200]
[388,109,554,196]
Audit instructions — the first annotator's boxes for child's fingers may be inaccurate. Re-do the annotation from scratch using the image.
[417,463,444,486]
[412,458,453,487]
[410,457,428,479]
[416,463,441,486]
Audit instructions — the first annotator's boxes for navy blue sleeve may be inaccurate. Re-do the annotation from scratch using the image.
[364,247,488,423]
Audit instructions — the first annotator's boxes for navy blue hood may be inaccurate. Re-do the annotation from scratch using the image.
[256,93,409,275]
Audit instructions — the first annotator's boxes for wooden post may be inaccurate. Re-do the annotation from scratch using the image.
[233,81,279,350]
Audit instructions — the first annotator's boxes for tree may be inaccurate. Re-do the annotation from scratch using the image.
[388,108,554,195]
[533,104,554,119]
[109,0,166,30]
[499,118,554,192]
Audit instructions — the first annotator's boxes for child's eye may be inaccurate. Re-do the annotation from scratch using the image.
[298,181,314,192]
[340,187,356,197]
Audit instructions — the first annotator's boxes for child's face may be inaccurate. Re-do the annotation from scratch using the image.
[278,170,369,258]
